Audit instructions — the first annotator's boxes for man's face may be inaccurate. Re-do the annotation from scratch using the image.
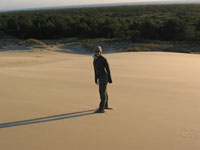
[95,51,100,56]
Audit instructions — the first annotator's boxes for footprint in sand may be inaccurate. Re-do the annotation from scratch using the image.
[180,128,199,139]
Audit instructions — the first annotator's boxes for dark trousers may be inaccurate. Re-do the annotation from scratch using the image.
[98,76,108,110]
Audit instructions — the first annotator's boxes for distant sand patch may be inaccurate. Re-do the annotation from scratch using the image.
[0,50,84,68]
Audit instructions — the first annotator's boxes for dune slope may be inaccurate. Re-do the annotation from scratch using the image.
[0,51,200,150]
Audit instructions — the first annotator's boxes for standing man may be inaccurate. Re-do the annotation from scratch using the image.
[93,46,112,113]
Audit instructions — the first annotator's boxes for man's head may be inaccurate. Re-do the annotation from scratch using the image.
[94,46,102,56]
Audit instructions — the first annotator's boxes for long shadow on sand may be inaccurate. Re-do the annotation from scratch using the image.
[0,109,96,129]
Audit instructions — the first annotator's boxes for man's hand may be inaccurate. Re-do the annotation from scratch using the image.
[95,79,99,85]
[108,76,112,84]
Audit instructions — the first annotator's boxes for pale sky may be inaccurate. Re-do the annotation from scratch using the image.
[0,0,196,11]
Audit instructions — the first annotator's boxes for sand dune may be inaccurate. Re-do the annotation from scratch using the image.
[0,50,200,150]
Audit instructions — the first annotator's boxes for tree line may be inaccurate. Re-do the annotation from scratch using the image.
[0,4,200,41]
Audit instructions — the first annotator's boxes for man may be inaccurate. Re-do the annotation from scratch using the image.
[93,46,112,113]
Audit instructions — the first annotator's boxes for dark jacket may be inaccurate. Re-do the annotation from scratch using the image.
[93,55,112,83]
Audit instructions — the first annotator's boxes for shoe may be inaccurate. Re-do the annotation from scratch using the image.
[104,107,113,110]
[95,109,105,113]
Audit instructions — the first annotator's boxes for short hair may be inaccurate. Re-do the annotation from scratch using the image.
[94,46,102,53]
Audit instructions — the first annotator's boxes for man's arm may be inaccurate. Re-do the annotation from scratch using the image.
[104,58,112,83]
[93,61,98,84]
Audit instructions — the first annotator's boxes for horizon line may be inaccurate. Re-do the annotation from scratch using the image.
[1,1,200,13]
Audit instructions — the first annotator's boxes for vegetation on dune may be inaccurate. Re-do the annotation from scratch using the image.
[0,44,7,49]
[17,38,47,47]
[0,4,200,42]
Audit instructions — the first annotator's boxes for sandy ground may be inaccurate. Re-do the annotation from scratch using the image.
[0,49,200,150]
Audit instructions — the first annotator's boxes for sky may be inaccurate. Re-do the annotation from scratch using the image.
[0,0,197,11]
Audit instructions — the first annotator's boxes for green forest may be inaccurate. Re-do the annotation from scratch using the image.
[0,4,200,42]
